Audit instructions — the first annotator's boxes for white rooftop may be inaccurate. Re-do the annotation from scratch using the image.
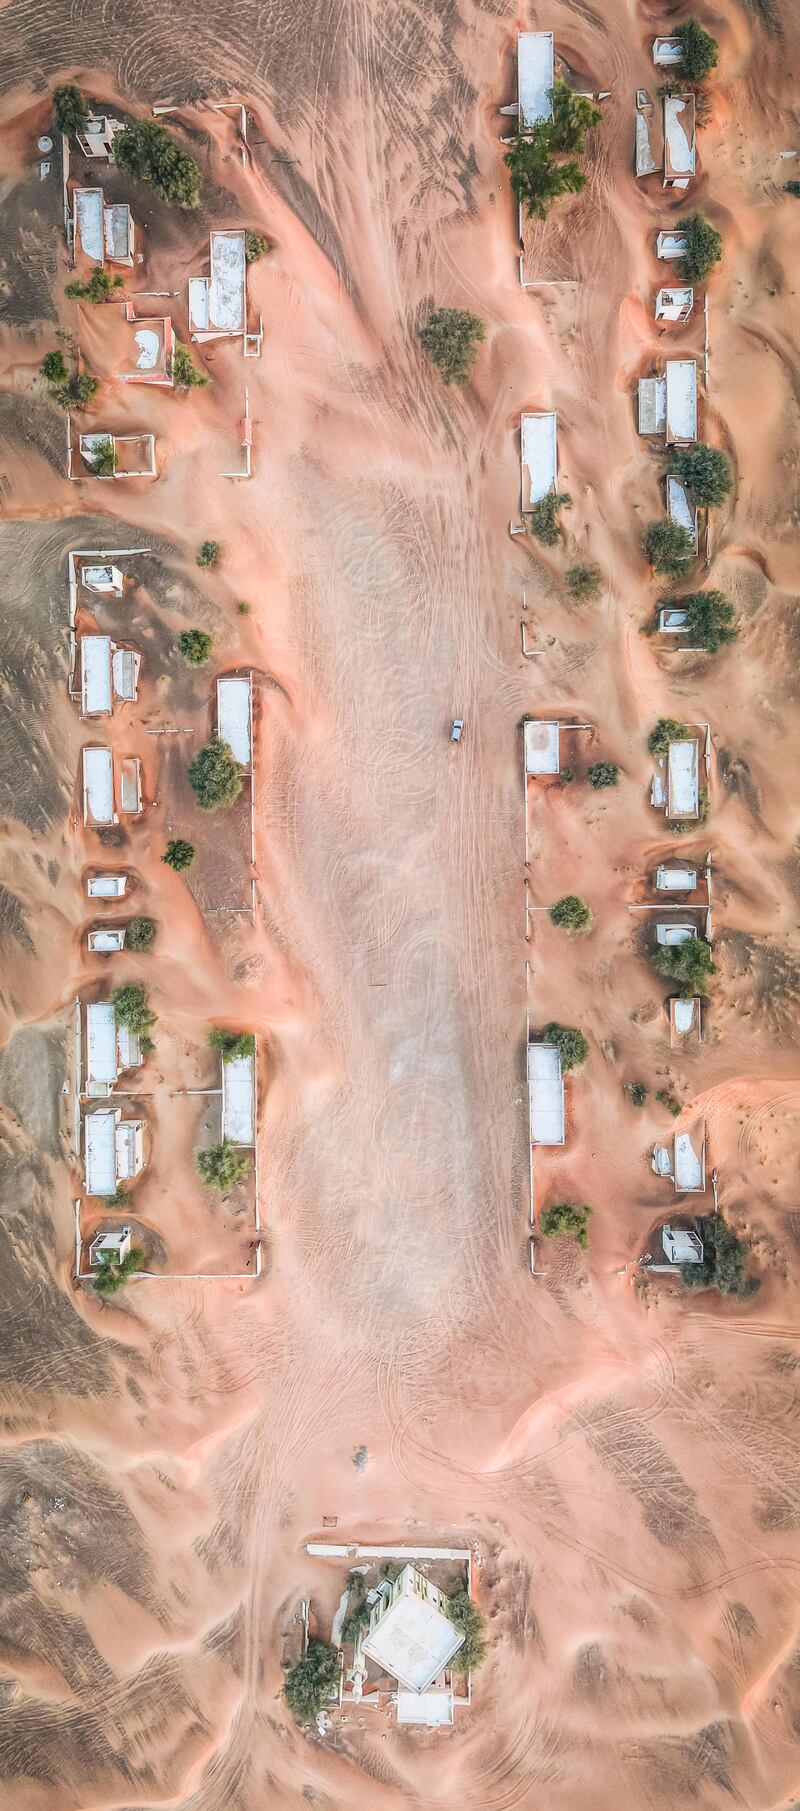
[86,1001,117,1089]
[518,32,555,128]
[667,738,699,818]
[217,675,252,768]
[82,563,123,594]
[656,863,697,891]
[656,922,696,945]
[671,995,700,1038]
[638,375,666,435]
[87,873,127,898]
[524,719,560,775]
[361,1566,464,1694]
[82,746,114,824]
[84,1109,118,1194]
[222,1052,255,1145]
[396,1689,454,1726]
[81,636,113,716]
[521,411,558,507]
[664,93,695,183]
[674,1126,705,1192]
[653,36,683,65]
[74,187,104,261]
[662,1224,704,1263]
[656,230,687,260]
[667,475,698,546]
[528,1042,565,1146]
[656,286,693,320]
[658,607,689,633]
[665,360,697,442]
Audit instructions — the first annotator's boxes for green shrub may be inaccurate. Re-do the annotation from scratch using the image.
[65,267,124,302]
[207,1028,256,1058]
[627,1081,648,1107]
[680,1216,749,1294]
[656,1088,681,1116]
[648,717,686,757]
[112,981,157,1048]
[565,562,600,601]
[557,766,575,785]
[171,340,209,388]
[179,628,213,665]
[93,1245,145,1296]
[644,519,695,577]
[244,229,270,262]
[89,437,117,476]
[652,935,714,996]
[676,589,737,654]
[588,761,618,789]
[196,540,220,568]
[162,838,195,871]
[107,1185,129,1208]
[447,1591,487,1674]
[197,1141,250,1190]
[548,80,602,154]
[418,308,485,384]
[284,1641,339,1723]
[672,443,732,508]
[236,600,252,615]
[341,1573,370,1644]
[677,18,719,83]
[785,181,800,198]
[113,118,202,208]
[677,212,723,284]
[539,1201,592,1247]
[126,916,156,952]
[528,491,572,544]
[539,1023,588,1071]
[549,894,592,932]
[188,738,243,810]
[41,350,68,385]
[53,84,88,136]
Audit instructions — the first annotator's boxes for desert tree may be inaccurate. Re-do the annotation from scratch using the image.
[549,894,592,932]
[53,84,88,136]
[539,1201,592,1247]
[93,1245,145,1296]
[538,1023,588,1071]
[677,212,723,284]
[113,118,202,208]
[648,718,686,756]
[188,738,243,810]
[644,518,695,577]
[418,309,486,384]
[179,628,214,665]
[672,444,732,508]
[284,1641,339,1723]
[162,838,195,871]
[652,935,714,996]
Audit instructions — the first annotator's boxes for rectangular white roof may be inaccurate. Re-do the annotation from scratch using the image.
[659,607,689,632]
[656,286,693,320]
[81,636,113,715]
[74,187,104,261]
[665,360,697,442]
[82,563,124,593]
[396,1689,454,1726]
[518,32,554,128]
[524,719,560,775]
[667,475,698,546]
[86,1001,117,1087]
[662,1225,704,1262]
[656,230,686,260]
[656,922,696,945]
[671,995,700,1038]
[217,676,252,768]
[667,738,699,818]
[362,1570,464,1693]
[656,863,697,890]
[675,1126,705,1191]
[521,412,557,507]
[116,1119,143,1180]
[116,1023,141,1070]
[528,1043,565,1146]
[638,375,667,435]
[87,874,127,897]
[88,928,126,952]
[112,647,138,701]
[653,36,683,65]
[84,1109,117,1194]
[222,1053,255,1145]
[119,757,141,814]
[635,110,659,180]
[209,230,246,332]
[82,746,114,824]
[664,93,695,182]
[104,202,132,262]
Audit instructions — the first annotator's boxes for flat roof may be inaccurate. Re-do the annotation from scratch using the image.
[524,719,560,775]
[662,1225,703,1262]
[104,202,132,262]
[667,737,699,818]
[675,1125,705,1191]
[521,412,557,507]
[82,563,124,593]
[653,37,683,65]
[656,863,697,890]
[518,32,554,128]
[527,1043,565,1145]
[88,928,125,952]
[119,756,141,814]
[217,676,252,768]
[84,1109,121,1194]
[74,187,104,261]
[638,375,666,435]
[83,746,114,823]
[667,475,698,545]
[209,230,246,332]
[671,996,700,1038]
[664,93,695,181]
[81,636,113,715]
[656,286,693,319]
[396,1689,454,1726]
[87,874,127,897]
[127,321,167,375]
[221,1053,255,1145]
[656,230,686,258]
[665,360,697,442]
[362,1582,464,1694]
[86,1001,117,1085]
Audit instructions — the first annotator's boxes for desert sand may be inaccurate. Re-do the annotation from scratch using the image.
[0,0,800,1804]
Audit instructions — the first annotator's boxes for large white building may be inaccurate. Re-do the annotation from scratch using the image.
[361,1564,464,1695]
